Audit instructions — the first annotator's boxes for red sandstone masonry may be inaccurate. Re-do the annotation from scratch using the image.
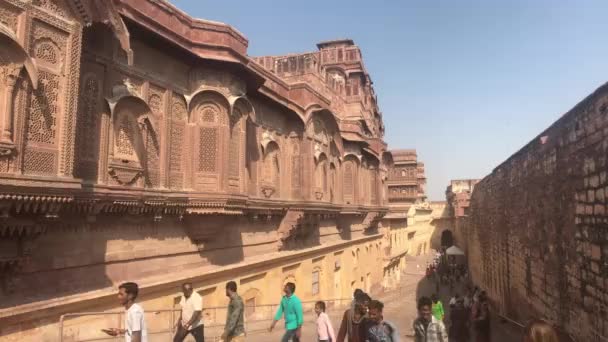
[466,82,608,341]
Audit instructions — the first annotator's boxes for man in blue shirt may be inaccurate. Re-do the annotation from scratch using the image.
[269,282,304,342]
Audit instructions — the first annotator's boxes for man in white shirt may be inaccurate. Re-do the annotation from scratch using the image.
[173,282,204,342]
[102,282,148,342]
[449,293,459,308]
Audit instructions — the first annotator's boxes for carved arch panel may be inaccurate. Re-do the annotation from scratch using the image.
[314,153,328,201]
[229,98,253,193]
[343,156,359,205]
[188,91,229,192]
[329,162,337,203]
[0,25,40,169]
[107,98,157,187]
[261,141,280,198]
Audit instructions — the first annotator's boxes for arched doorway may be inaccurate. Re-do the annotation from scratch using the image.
[441,229,454,248]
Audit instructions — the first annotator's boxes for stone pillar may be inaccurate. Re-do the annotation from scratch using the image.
[0,66,20,144]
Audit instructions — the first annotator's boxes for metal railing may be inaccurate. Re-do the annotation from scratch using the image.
[59,298,353,342]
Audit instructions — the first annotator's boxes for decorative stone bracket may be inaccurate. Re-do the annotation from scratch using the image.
[362,211,384,231]
[277,209,305,250]
[260,131,277,154]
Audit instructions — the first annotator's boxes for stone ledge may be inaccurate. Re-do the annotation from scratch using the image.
[0,233,382,324]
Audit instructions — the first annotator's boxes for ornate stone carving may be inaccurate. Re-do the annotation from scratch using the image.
[261,141,280,195]
[23,149,55,174]
[0,142,16,157]
[32,0,71,19]
[60,21,82,177]
[76,74,100,164]
[169,97,185,187]
[228,114,241,180]
[171,93,187,121]
[0,2,20,32]
[198,127,218,172]
[108,164,143,185]
[30,21,68,59]
[142,120,160,187]
[34,40,61,66]
[27,71,58,145]
[261,186,275,198]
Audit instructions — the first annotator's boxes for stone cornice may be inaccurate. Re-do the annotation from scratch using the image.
[0,185,389,218]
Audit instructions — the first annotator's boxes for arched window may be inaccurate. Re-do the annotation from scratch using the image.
[189,91,229,192]
[114,111,139,162]
[108,99,157,187]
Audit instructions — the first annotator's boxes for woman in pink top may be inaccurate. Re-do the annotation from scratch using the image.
[315,301,337,342]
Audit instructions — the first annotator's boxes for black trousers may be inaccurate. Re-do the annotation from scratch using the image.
[173,324,204,342]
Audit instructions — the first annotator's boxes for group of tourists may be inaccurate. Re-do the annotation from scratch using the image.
[270,286,400,342]
[100,253,563,342]
[102,281,245,342]
[414,249,564,342]
[411,288,489,342]
[100,281,398,342]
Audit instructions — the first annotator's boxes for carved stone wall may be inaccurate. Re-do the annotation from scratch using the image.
[168,92,187,189]
[0,3,392,341]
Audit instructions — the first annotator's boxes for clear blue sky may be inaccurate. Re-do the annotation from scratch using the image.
[172,0,608,200]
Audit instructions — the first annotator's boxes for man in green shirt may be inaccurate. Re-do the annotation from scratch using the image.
[269,282,303,342]
[222,281,245,341]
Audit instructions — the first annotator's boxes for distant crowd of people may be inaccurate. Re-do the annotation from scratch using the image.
[414,250,563,342]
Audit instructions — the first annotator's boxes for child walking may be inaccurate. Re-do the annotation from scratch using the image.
[315,301,336,342]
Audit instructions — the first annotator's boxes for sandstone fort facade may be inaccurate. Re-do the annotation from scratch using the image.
[0,0,434,340]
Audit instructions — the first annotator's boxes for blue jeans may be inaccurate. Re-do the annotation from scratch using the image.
[281,328,300,342]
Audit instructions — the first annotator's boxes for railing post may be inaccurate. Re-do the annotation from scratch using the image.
[59,314,65,342]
